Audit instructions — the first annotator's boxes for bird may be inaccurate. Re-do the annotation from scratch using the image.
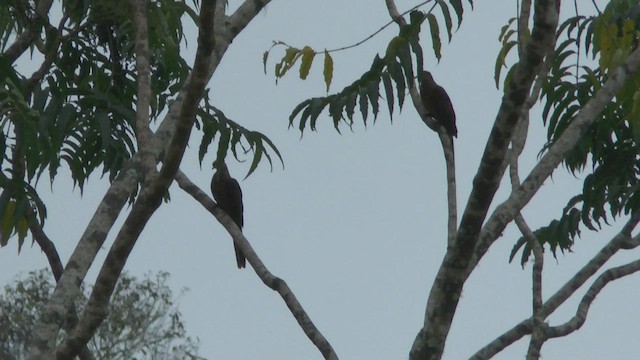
[419,70,457,138]
[211,161,246,268]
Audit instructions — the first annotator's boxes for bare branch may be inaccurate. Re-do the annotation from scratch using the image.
[130,0,155,163]
[410,2,560,359]
[472,46,640,273]
[546,259,640,338]
[440,131,457,246]
[517,0,532,56]
[516,215,545,360]
[385,0,404,25]
[228,0,272,38]
[471,215,640,359]
[174,170,339,360]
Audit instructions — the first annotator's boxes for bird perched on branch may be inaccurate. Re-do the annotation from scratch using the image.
[211,161,246,268]
[419,70,457,138]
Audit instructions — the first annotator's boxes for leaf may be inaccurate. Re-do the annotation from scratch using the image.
[345,88,357,121]
[299,46,315,80]
[426,14,442,61]
[275,47,301,78]
[366,80,380,121]
[215,127,231,164]
[385,36,407,61]
[289,99,311,129]
[358,86,369,125]
[323,50,333,92]
[262,50,269,74]
[245,139,262,179]
[308,98,328,131]
[494,40,517,89]
[388,60,406,109]
[448,0,464,29]
[95,111,112,150]
[328,95,346,130]
[381,71,394,121]
[396,43,414,90]
[437,0,454,42]
[498,18,516,42]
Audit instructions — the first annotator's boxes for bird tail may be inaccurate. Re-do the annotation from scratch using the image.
[234,242,246,268]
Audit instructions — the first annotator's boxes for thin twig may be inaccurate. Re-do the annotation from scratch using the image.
[546,259,640,338]
[471,216,640,359]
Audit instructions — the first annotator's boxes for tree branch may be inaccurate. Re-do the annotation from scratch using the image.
[26,0,268,354]
[1,0,54,63]
[228,0,271,38]
[410,2,560,359]
[545,258,640,338]
[471,215,640,359]
[26,209,95,360]
[517,215,545,360]
[130,0,155,164]
[174,170,339,360]
[471,46,640,274]
[384,0,458,245]
[52,1,219,358]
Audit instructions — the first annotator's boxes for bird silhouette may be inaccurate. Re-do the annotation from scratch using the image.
[419,70,457,138]
[211,161,246,268]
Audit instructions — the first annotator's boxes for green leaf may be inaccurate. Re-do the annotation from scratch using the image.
[299,46,315,80]
[345,88,357,122]
[309,98,328,131]
[494,40,517,89]
[289,99,311,129]
[358,86,369,125]
[437,0,454,42]
[245,139,262,179]
[381,71,394,121]
[449,0,464,29]
[275,47,301,78]
[396,42,414,89]
[323,50,333,92]
[262,50,269,74]
[388,60,406,109]
[328,95,346,131]
[385,36,407,61]
[426,14,442,61]
[366,80,380,121]
[215,127,231,164]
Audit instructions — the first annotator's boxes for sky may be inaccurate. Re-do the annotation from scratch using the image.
[3,0,640,359]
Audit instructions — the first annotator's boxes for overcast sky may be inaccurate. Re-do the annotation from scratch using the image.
[3,1,639,359]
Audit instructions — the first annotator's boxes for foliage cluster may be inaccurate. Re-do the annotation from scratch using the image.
[0,0,280,251]
[0,270,204,360]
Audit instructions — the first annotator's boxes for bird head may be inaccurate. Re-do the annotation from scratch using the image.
[418,70,434,85]
[212,159,230,176]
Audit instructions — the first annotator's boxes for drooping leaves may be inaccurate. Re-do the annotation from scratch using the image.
[510,197,583,267]
[196,91,283,179]
[0,0,277,250]
[494,18,518,89]
[532,0,640,252]
[277,1,473,134]
[264,0,472,122]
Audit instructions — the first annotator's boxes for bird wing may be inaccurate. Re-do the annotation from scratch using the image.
[225,178,244,228]
[211,176,244,229]
[430,85,457,137]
